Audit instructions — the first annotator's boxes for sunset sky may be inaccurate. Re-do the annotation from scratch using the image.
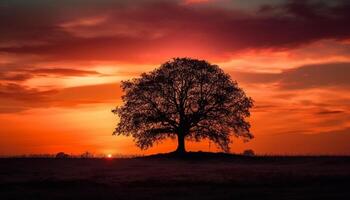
[1,0,350,156]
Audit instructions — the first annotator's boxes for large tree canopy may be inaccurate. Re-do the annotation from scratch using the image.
[112,58,253,153]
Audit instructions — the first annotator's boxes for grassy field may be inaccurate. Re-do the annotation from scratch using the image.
[1,153,350,200]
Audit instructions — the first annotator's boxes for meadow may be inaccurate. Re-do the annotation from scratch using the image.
[1,153,350,200]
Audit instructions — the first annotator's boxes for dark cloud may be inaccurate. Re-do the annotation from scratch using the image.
[0,83,57,102]
[316,110,345,115]
[0,64,116,114]
[29,68,101,76]
[1,0,350,63]
[0,72,33,82]
[0,82,121,113]
[231,62,350,90]
[279,62,350,89]
[0,67,101,83]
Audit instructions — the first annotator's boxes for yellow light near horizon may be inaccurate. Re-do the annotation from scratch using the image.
[107,154,112,158]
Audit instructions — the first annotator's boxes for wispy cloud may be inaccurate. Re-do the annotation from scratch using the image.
[232,62,350,89]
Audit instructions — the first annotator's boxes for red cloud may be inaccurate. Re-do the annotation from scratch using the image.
[0,83,57,102]
[29,68,101,76]
[1,0,350,63]
[0,82,121,113]
[231,62,350,90]
[0,67,101,84]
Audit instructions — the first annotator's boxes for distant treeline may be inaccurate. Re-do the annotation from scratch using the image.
[0,152,144,159]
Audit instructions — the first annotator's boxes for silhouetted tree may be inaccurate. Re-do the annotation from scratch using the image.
[112,58,253,154]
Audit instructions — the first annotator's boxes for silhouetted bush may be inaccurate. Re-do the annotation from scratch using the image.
[55,152,69,159]
[243,149,255,156]
[80,151,94,158]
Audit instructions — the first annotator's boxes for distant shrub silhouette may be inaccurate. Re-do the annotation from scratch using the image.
[113,58,253,154]
[80,151,94,158]
[55,152,69,158]
[243,149,255,156]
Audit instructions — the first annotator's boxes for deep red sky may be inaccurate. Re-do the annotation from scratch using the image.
[1,0,350,156]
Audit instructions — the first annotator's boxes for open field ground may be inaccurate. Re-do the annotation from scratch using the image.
[1,153,350,200]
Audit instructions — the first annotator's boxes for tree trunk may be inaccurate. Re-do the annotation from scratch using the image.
[175,133,186,154]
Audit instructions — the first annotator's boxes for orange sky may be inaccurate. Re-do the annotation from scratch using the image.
[1,0,350,156]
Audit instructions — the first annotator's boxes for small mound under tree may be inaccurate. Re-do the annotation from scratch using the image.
[112,58,253,154]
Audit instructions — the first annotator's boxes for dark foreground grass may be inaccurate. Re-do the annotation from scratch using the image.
[1,152,350,200]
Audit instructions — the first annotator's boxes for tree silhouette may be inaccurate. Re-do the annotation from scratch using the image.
[112,58,253,154]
